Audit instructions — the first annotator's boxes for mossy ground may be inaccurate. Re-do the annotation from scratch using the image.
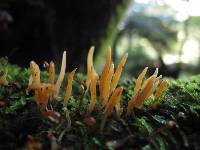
[0,64,200,150]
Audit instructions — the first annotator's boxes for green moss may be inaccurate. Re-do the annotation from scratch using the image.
[0,64,200,149]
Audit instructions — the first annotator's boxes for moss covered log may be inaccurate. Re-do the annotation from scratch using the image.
[0,63,200,150]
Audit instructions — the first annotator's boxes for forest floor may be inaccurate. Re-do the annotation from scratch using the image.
[0,64,200,150]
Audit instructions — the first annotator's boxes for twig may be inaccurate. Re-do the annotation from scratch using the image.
[58,111,71,142]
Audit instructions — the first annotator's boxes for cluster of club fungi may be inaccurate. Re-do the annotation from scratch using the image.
[0,47,168,132]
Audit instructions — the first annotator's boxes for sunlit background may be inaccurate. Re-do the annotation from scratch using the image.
[0,0,199,78]
[109,0,200,78]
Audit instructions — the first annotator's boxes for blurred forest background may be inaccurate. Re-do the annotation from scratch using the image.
[0,0,199,78]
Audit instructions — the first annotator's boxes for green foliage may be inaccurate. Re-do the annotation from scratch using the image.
[124,13,177,49]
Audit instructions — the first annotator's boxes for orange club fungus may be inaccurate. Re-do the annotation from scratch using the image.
[23,46,169,131]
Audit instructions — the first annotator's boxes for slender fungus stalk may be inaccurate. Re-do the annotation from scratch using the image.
[47,62,55,102]
[100,87,123,132]
[155,79,168,100]
[86,46,95,88]
[100,47,111,103]
[27,61,41,92]
[55,51,66,97]
[153,68,159,76]
[111,53,128,92]
[64,68,77,106]
[88,68,98,114]
[145,75,161,99]
[133,76,156,108]
[132,67,148,98]
[86,46,93,87]
[48,61,55,84]
[115,95,123,117]
[101,63,114,106]
[86,46,99,114]
[35,84,51,114]
[30,61,41,86]
[127,76,156,115]
[0,68,8,85]
[141,68,158,90]
[126,67,148,115]
[104,87,123,113]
